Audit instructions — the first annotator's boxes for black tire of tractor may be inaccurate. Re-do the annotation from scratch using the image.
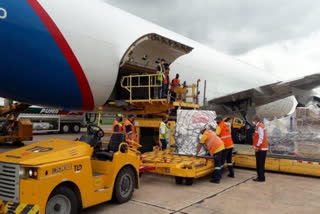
[46,186,79,214]
[113,167,136,204]
[175,176,183,185]
[185,178,194,186]
[12,141,24,147]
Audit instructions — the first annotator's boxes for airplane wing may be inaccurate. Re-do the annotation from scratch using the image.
[209,73,320,107]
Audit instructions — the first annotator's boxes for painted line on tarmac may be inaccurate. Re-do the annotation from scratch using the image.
[131,199,176,212]
[172,175,256,214]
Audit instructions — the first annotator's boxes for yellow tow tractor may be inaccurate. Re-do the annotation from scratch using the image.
[225,117,250,145]
[0,124,141,214]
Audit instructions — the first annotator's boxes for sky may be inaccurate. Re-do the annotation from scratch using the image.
[105,0,320,81]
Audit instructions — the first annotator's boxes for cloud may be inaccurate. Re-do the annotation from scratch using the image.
[238,32,320,93]
[104,0,320,55]
[238,32,320,79]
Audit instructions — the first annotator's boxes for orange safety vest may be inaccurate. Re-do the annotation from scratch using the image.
[203,130,224,156]
[170,78,180,92]
[218,121,234,149]
[123,119,137,143]
[253,122,268,151]
[112,120,123,133]
[164,71,170,85]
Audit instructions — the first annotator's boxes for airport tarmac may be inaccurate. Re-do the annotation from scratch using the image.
[0,130,319,214]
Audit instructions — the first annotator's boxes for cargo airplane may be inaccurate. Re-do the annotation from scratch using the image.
[0,0,319,120]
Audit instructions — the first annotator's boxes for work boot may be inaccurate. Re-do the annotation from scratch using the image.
[228,174,235,178]
[210,179,220,184]
[252,178,265,182]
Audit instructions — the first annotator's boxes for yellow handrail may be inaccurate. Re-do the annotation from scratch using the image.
[120,74,163,103]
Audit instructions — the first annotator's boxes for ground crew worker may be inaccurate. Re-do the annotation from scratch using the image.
[156,59,166,99]
[216,116,234,178]
[123,114,137,143]
[163,64,170,99]
[170,73,180,101]
[159,116,169,150]
[252,115,268,182]
[195,125,225,184]
[112,114,123,133]
[9,115,17,131]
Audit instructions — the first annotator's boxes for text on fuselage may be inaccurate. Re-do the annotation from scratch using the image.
[0,8,7,19]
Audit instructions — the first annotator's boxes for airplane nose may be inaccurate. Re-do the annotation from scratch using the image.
[0,0,93,110]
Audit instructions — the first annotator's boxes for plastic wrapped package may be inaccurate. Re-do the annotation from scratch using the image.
[264,107,320,160]
[175,110,217,155]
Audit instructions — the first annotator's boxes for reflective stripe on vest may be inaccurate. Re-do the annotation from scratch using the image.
[218,121,233,148]
[207,135,217,148]
[204,130,224,155]
[220,135,232,139]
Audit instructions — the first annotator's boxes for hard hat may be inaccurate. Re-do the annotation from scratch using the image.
[215,115,223,121]
[117,113,123,118]
[199,125,206,132]
[128,113,135,118]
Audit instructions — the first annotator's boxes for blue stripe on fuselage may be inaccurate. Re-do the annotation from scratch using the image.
[0,0,83,109]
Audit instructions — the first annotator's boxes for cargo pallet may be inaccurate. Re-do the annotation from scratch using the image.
[141,148,234,185]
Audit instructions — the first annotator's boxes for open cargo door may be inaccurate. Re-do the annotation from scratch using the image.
[109,33,193,100]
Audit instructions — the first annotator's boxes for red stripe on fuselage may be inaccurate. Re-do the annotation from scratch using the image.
[27,0,94,110]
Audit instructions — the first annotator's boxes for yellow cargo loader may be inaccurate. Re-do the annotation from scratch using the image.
[0,125,140,214]
[234,148,320,177]
[0,103,33,146]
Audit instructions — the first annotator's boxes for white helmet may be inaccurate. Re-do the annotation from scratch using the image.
[199,125,206,132]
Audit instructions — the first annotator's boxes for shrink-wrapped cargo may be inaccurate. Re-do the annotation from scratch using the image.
[265,107,320,159]
[175,110,217,155]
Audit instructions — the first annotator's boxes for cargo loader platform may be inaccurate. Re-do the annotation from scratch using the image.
[141,149,214,185]
[234,144,320,177]
[141,148,235,185]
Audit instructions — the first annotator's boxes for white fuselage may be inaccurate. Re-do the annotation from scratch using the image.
[1,0,276,110]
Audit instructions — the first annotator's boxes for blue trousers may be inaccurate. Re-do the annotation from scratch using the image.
[221,148,234,176]
[160,139,168,150]
[162,84,168,98]
[158,81,163,98]
[212,150,223,182]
